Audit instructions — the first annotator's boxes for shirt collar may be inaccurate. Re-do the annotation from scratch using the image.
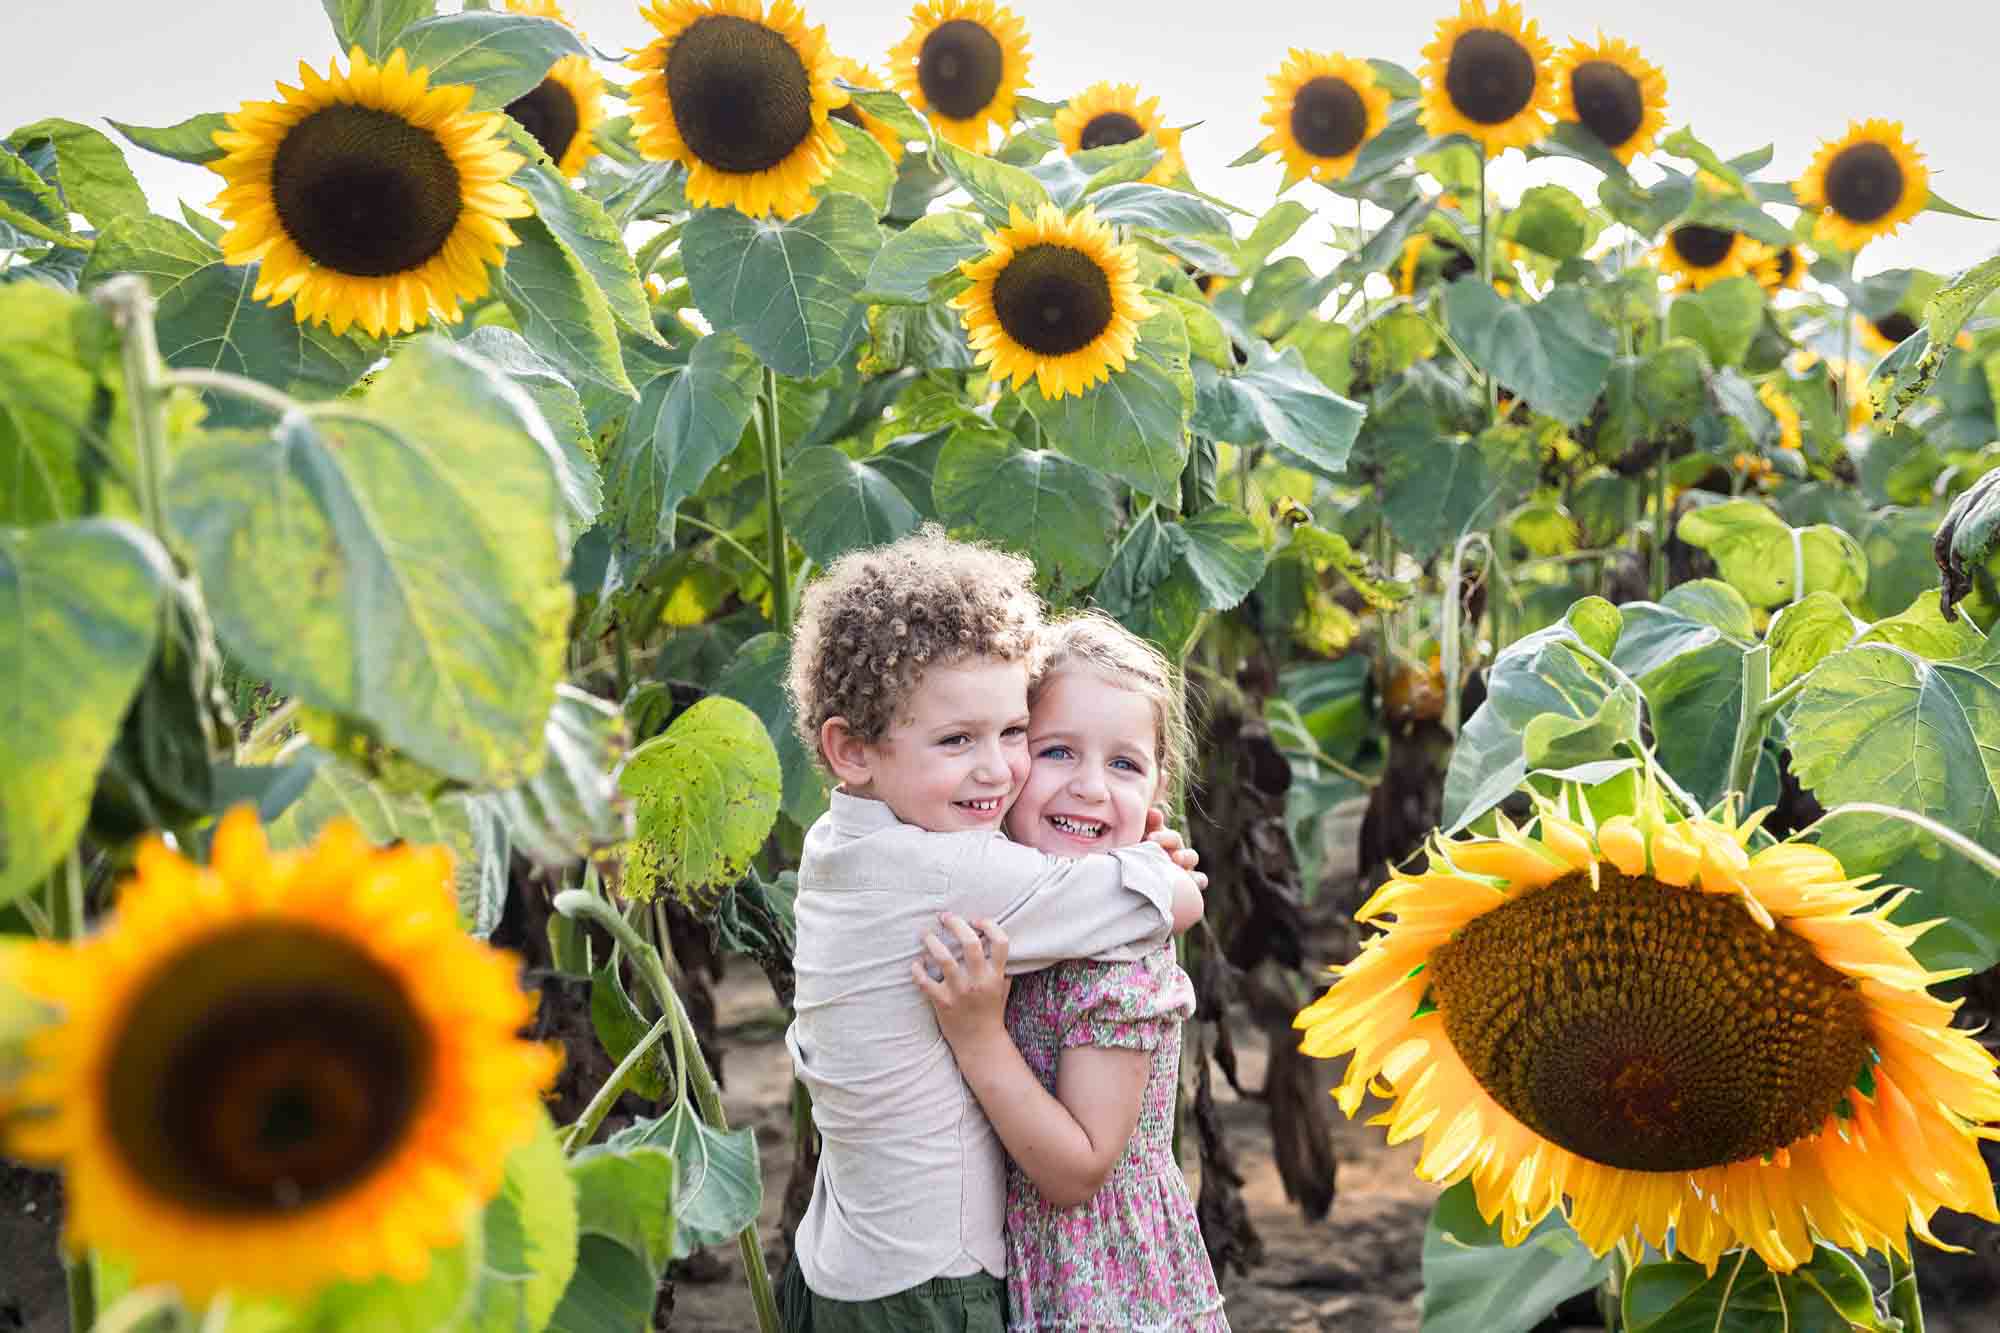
[829,788,903,836]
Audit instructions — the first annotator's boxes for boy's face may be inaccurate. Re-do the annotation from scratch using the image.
[856,657,1031,832]
[1004,670,1160,857]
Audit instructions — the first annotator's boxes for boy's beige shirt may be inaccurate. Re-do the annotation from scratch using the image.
[786,789,1180,1302]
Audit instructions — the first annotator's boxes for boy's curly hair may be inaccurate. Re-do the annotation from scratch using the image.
[787,525,1043,764]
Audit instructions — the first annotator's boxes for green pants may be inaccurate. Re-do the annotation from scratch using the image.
[777,1255,1005,1333]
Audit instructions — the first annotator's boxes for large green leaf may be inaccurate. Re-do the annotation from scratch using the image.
[1935,467,2000,621]
[931,138,1050,223]
[227,1235,483,1333]
[604,1098,761,1260]
[1676,499,1868,609]
[321,0,436,59]
[395,10,586,110]
[167,337,572,788]
[508,136,655,340]
[1789,633,2000,970]
[0,283,123,525]
[1624,1249,1888,1333]
[495,213,636,400]
[568,1143,678,1274]
[862,209,989,304]
[1766,591,1862,689]
[1595,340,1708,456]
[1199,344,1365,480]
[620,695,781,910]
[931,428,1117,600]
[108,113,230,167]
[1084,181,1233,236]
[474,684,625,869]
[5,119,148,231]
[463,1112,579,1333]
[1177,506,1268,612]
[1379,434,1500,560]
[682,192,884,378]
[0,520,168,906]
[0,143,75,251]
[782,445,922,565]
[714,631,829,830]
[547,1237,655,1333]
[590,958,670,1102]
[1418,1181,1611,1333]
[1091,506,1186,620]
[1020,312,1191,506]
[818,119,897,216]
[1666,277,1763,369]
[458,327,601,535]
[1442,282,1615,425]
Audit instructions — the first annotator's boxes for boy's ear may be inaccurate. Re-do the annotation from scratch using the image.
[819,716,873,789]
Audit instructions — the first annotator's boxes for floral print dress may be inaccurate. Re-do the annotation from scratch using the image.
[1001,946,1229,1331]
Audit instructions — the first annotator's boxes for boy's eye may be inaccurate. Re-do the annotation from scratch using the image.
[938,733,969,747]
[1002,725,1027,740]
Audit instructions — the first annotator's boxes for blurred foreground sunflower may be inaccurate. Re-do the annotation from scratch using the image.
[502,0,605,177]
[1295,782,2000,1272]
[209,46,532,338]
[628,0,847,218]
[1054,82,1184,184]
[1419,1,1557,157]
[1550,34,1666,165]
[1797,119,1928,251]
[1,809,559,1305]
[831,58,907,161]
[1259,50,1388,187]
[952,204,1153,399]
[1656,223,1753,291]
[889,0,1031,152]
[1758,379,1802,454]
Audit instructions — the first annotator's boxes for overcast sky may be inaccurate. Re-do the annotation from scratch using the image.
[7,0,1997,280]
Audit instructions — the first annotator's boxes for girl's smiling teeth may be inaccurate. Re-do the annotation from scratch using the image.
[1046,814,1106,838]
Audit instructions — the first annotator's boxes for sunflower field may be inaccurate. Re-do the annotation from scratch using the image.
[4,0,2000,1329]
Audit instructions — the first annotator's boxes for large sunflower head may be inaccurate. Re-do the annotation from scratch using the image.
[887,0,1032,153]
[627,0,848,219]
[830,57,907,162]
[1053,82,1185,185]
[1419,1,1559,157]
[1259,50,1390,187]
[208,46,533,339]
[1550,33,1666,165]
[1797,119,1929,252]
[950,203,1154,400]
[1,809,560,1305]
[1656,223,1755,291]
[1295,782,2000,1273]
[502,1,605,178]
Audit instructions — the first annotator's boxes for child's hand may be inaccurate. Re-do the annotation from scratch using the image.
[1142,807,1208,890]
[912,913,1013,1054]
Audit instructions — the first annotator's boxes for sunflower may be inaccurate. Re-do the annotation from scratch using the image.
[1797,120,1929,252]
[951,203,1154,399]
[888,0,1032,152]
[1549,34,1666,165]
[1053,82,1185,185]
[1,809,559,1305]
[1656,223,1755,291]
[1259,50,1390,187]
[1295,782,2000,1273]
[1396,232,1477,296]
[831,57,907,162]
[1858,309,1922,356]
[500,1,605,178]
[1826,358,1878,432]
[1750,241,1804,294]
[1758,379,1802,454]
[208,46,532,338]
[1419,1,1558,157]
[628,0,848,219]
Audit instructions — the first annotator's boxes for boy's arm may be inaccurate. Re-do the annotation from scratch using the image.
[941,834,1198,974]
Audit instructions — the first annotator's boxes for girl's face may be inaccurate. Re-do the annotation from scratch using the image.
[1004,669,1161,856]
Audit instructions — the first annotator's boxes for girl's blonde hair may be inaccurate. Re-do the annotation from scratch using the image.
[1030,611,1192,811]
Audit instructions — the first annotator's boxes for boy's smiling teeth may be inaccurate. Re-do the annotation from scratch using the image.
[1048,814,1105,837]
[957,798,1002,812]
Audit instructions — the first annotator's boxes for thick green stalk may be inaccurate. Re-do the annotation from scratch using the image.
[563,1015,672,1154]
[1478,154,1496,421]
[761,366,792,637]
[99,276,167,541]
[1888,1248,1926,1333]
[1723,645,1772,799]
[1650,443,1669,602]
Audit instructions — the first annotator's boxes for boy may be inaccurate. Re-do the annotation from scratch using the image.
[780,526,1204,1331]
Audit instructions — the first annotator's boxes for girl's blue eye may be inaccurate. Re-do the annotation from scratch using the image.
[1037,744,1073,760]
[1112,757,1143,773]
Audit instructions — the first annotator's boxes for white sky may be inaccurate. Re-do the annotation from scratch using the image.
[7,0,1998,279]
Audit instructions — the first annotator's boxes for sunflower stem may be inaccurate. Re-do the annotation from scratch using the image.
[1800,804,2000,883]
[163,367,301,421]
[1888,1248,1926,1333]
[1439,531,1492,738]
[759,365,792,638]
[1723,644,1771,800]
[677,511,772,580]
[97,276,170,544]
[1649,441,1669,601]
[563,1014,671,1154]
[1478,152,1496,422]
[63,1251,98,1333]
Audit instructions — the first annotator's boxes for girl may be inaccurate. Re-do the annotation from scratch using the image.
[914,612,1229,1331]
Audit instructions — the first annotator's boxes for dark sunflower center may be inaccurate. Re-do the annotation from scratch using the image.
[918,19,1005,120]
[507,77,582,170]
[1824,142,1905,224]
[1569,60,1643,147]
[1290,77,1368,159]
[1439,240,1477,281]
[272,105,462,278]
[1078,111,1146,151]
[1774,247,1797,283]
[1874,311,1919,343]
[1445,29,1537,126]
[991,242,1115,357]
[1429,867,1871,1173]
[105,926,432,1215]
[666,13,814,174]
[1670,224,1737,268]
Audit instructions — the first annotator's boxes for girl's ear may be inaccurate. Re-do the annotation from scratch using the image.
[820,716,873,789]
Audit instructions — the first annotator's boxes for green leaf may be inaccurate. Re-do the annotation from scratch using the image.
[1859,591,1986,660]
[1443,620,1618,830]
[1332,192,1435,285]
[1790,635,2000,970]
[1418,1181,1612,1333]
[714,632,829,830]
[818,119,896,216]
[932,428,1116,600]
[109,113,229,166]
[167,337,572,787]
[1523,682,1642,772]
[1667,276,1763,369]
[0,144,77,251]
[1084,181,1232,236]
[568,1144,678,1274]
[321,0,436,59]
[1935,467,2000,621]
[1235,200,1312,274]
[509,138,656,340]
[0,520,168,906]
[683,193,884,378]
[0,283,123,525]
[459,326,600,533]
[1282,523,1411,610]
[395,10,586,110]
[1766,591,1862,689]
[931,137,1051,223]
[1177,506,1268,612]
[496,213,636,400]
[590,958,670,1101]
[605,1098,762,1259]
[1205,344,1365,480]
[1923,188,1995,221]
[1624,1249,1886,1333]
[1380,435,1498,561]
[845,88,930,145]
[548,1236,655,1333]
[1503,184,1598,260]
[620,695,781,910]
[783,445,922,565]
[464,1112,579,1333]
[1020,351,1190,507]
[602,331,761,568]
[230,1235,482,1332]
[5,119,149,231]
[1442,282,1615,425]
[475,684,624,869]
[862,209,989,303]
[1156,292,1232,369]
[1092,506,1187,619]
[1594,340,1709,457]
[1676,499,1868,609]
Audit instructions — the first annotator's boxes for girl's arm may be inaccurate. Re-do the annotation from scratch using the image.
[915,914,1148,1209]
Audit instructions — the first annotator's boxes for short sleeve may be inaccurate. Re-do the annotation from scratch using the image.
[1057,948,1196,1052]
